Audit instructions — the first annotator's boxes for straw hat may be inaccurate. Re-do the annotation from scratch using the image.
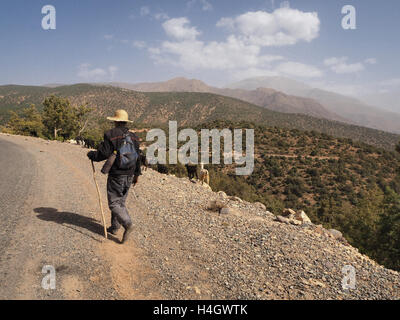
[106,109,133,123]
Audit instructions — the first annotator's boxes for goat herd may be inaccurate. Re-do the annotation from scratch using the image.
[67,137,210,185]
[156,163,210,185]
[67,136,95,149]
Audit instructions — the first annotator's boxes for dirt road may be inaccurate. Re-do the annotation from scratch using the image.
[0,134,161,299]
[0,133,399,300]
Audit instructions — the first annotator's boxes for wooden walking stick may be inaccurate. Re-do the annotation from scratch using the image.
[91,160,108,239]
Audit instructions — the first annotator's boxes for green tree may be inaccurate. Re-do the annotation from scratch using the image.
[6,105,44,137]
[42,95,91,140]
[376,188,400,270]
[75,104,93,136]
[350,186,384,254]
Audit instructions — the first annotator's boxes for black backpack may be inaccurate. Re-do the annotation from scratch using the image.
[116,133,139,170]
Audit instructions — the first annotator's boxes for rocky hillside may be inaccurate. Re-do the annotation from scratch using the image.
[140,120,400,271]
[102,165,400,299]
[1,84,399,150]
[111,77,212,93]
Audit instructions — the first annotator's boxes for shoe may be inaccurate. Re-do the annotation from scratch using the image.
[107,226,118,235]
[121,224,134,244]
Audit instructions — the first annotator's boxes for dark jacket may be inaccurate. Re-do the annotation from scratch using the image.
[92,126,141,176]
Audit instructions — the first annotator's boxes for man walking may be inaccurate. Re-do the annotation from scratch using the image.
[87,109,141,244]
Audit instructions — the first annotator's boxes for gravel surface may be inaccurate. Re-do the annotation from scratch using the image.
[0,133,399,300]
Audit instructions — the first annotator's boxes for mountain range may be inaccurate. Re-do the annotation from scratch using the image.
[102,76,400,134]
[1,83,399,150]
[361,91,400,114]
[107,78,347,123]
[227,76,400,134]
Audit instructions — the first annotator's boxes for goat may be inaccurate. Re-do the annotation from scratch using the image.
[75,136,84,146]
[185,163,198,180]
[157,163,169,174]
[84,138,95,149]
[139,150,149,171]
[199,163,210,185]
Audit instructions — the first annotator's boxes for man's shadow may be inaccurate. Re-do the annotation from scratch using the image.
[34,207,119,243]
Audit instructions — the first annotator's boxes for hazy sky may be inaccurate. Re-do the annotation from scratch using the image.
[0,0,399,97]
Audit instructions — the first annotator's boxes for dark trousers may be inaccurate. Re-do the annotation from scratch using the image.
[107,174,134,230]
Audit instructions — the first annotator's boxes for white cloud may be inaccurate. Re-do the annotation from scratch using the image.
[186,0,212,11]
[217,8,320,47]
[150,9,321,79]
[200,0,213,11]
[133,41,146,49]
[275,61,323,78]
[77,64,107,79]
[137,5,169,21]
[154,12,169,20]
[308,77,399,97]
[379,78,400,87]
[148,47,161,55]
[162,17,201,41]
[333,63,364,74]
[324,56,365,74]
[154,34,284,71]
[231,67,279,80]
[77,64,116,80]
[309,81,366,96]
[323,57,346,66]
[104,34,114,40]
[108,66,118,80]
[140,6,150,16]
[216,17,235,30]
[364,58,377,65]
